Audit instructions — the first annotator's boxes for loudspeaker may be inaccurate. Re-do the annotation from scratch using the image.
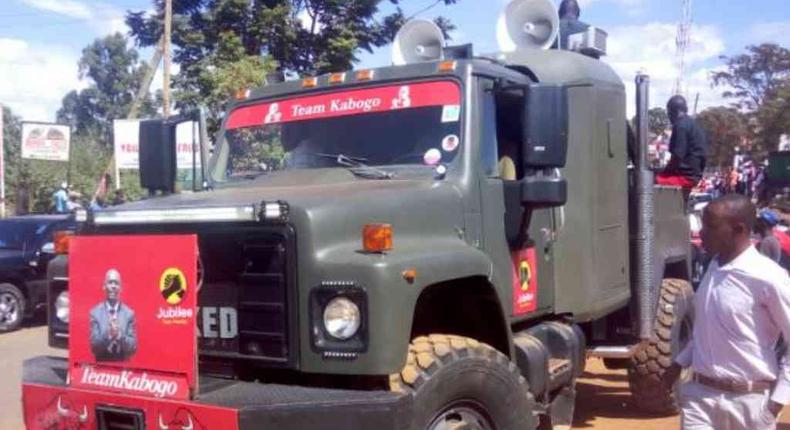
[139,119,177,193]
[497,0,560,52]
[392,19,446,65]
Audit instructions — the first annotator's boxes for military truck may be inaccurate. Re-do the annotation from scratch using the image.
[24,1,693,428]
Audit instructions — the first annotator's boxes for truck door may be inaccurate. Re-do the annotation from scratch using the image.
[476,75,555,321]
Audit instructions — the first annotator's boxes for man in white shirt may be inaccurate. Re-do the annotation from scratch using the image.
[663,194,790,429]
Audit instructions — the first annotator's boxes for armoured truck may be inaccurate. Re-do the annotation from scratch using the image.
[23,0,693,428]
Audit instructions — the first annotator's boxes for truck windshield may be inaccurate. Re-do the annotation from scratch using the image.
[213,80,462,181]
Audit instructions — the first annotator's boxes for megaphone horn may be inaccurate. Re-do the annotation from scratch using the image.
[392,19,446,66]
[497,0,560,52]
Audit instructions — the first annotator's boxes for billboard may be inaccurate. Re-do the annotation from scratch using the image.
[114,119,201,170]
[21,122,71,161]
[68,235,198,400]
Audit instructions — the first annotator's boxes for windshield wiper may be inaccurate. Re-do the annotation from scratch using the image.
[316,153,394,180]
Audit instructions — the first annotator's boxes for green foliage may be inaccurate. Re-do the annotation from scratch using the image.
[712,43,790,158]
[696,107,749,168]
[126,0,459,116]
[56,33,158,141]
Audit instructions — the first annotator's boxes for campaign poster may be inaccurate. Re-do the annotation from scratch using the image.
[68,235,198,400]
[21,122,71,161]
[511,247,538,316]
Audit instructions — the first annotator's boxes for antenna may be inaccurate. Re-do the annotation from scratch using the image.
[673,0,692,96]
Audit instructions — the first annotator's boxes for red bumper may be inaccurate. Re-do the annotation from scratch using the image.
[22,356,411,430]
[23,383,237,430]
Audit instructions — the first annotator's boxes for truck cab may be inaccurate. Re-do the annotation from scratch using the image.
[27,1,692,429]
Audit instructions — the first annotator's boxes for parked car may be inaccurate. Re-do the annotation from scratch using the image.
[0,215,74,332]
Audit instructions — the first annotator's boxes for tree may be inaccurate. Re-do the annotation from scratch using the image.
[126,0,459,115]
[712,43,790,157]
[696,106,749,169]
[56,33,158,140]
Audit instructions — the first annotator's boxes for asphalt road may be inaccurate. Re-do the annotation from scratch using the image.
[2,325,790,430]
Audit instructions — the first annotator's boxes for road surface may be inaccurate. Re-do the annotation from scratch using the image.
[2,324,790,429]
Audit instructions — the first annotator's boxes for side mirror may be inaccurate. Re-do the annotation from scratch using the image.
[41,242,55,254]
[523,84,568,169]
[139,119,177,194]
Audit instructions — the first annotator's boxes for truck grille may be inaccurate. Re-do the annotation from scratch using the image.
[197,226,296,368]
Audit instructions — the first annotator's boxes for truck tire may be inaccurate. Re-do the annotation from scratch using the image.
[390,334,536,430]
[627,278,694,414]
[0,283,25,333]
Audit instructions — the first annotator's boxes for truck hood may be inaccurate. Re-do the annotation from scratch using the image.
[114,169,467,247]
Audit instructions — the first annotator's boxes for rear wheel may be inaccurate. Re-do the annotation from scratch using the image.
[627,278,694,414]
[0,283,25,333]
[390,334,536,430]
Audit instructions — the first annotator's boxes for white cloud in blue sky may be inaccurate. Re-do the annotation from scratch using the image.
[0,0,788,121]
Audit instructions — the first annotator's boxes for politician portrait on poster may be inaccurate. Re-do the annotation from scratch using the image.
[89,269,137,361]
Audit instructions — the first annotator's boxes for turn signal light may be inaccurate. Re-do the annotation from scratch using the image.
[54,231,73,255]
[302,77,318,88]
[363,224,392,253]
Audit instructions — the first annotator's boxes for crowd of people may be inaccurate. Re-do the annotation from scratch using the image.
[694,158,768,201]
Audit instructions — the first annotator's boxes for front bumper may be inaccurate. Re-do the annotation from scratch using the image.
[23,356,412,430]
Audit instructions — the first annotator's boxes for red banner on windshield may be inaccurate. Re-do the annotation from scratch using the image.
[226,80,461,130]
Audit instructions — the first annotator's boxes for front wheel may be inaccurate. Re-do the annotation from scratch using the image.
[627,278,694,414]
[390,334,536,430]
[0,283,26,333]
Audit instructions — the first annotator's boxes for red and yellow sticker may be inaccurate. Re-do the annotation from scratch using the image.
[511,248,537,316]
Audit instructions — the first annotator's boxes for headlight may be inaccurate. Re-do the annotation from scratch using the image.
[323,297,361,340]
[55,291,69,323]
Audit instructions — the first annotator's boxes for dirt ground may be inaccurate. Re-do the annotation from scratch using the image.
[3,325,790,430]
[576,358,790,429]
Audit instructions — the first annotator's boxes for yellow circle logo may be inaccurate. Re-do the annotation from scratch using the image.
[519,260,532,292]
[159,268,187,305]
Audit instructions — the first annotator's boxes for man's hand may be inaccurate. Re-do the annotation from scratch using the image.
[767,400,784,419]
[662,362,683,390]
[109,319,119,340]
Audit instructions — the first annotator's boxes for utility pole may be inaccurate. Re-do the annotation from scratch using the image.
[163,0,172,119]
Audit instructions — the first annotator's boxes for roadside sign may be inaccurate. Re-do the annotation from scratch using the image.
[21,122,70,161]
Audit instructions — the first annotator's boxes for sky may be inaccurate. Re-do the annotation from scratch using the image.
[0,0,788,122]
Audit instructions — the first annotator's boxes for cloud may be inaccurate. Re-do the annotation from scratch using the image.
[748,21,790,48]
[20,0,128,36]
[20,0,91,19]
[604,22,727,116]
[0,38,85,121]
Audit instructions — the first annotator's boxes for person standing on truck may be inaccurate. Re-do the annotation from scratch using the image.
[656,95,707,190]
[664,194,790,429]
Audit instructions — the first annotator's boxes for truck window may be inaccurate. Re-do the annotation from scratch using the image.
[214,81,463,182]
[494,88,525,181]
[478,78,499,178]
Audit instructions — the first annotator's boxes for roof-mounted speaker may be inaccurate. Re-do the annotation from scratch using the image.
[497,0,560,52]
[392,19,446,66]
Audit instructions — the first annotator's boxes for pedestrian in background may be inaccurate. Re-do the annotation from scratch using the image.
[52,182,68,213]
[664,194,790,430]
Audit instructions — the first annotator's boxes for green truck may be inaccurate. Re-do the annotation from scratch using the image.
[25,2,693,429]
